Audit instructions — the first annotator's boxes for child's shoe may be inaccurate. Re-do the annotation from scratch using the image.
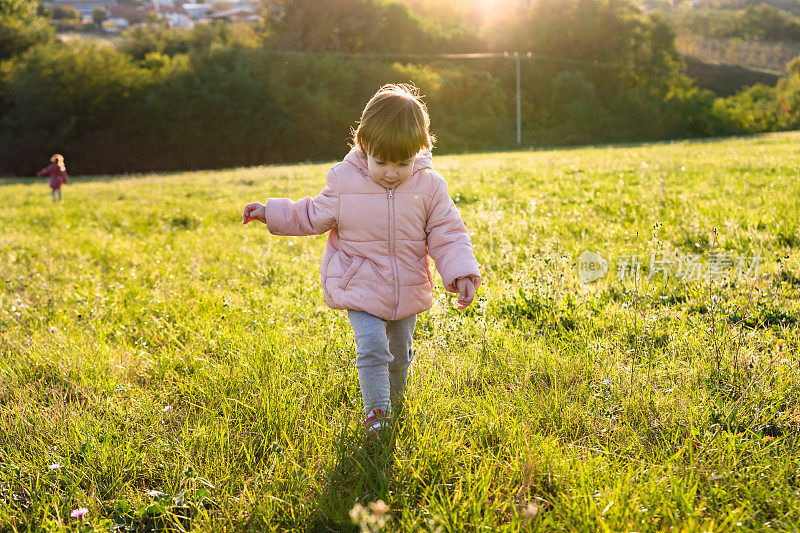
[363,408,390,438]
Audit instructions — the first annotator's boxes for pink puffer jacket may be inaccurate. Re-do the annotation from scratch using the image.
[264,148,481,321]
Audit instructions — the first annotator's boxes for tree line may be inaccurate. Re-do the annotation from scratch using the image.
[1,0,800,175]
[672,3,800,42]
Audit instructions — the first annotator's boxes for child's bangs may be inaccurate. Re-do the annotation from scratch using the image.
[360,112,428,162]
[366,130,425,163]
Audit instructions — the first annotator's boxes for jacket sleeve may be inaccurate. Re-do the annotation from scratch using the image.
[36,165,49,177]
[425,176,481,293]
[264,167,340,236]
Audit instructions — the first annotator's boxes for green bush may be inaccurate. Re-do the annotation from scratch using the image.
[776,56,800,130]
[545,70,609,144]
[674,4,800,42]
[0,42,149,173]
[263,0,475,54]
[92,6,107,29]
[119,49,290,170]
[118,21,261,60]
[52,5,82,21]
[661,78,720,137]
[712,83,783,134]
[0,0,54,61]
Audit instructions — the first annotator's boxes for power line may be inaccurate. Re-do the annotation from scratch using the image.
[261,49,671,146]
[260,49,648,71]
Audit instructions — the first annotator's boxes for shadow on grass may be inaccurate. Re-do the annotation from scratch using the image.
[309,415,402,532]
[0,170,232,186]
[6,132,798,184]
[0,157,341,184]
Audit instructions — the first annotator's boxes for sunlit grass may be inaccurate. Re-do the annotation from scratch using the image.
[1,133,799,531]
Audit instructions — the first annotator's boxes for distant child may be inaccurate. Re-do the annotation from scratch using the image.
[37,154,69,202]
[242,84,481,436]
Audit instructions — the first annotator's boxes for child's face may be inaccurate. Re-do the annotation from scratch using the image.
[366,153,415,189]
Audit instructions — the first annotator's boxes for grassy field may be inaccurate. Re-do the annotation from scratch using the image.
[1,133,799,532]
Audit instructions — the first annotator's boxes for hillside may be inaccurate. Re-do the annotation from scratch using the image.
[690,0,800,15]
[683,55,780,95]
[2,133,799,530]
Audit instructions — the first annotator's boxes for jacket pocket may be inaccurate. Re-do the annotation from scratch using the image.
[420,255,434,285]
[339,256,366,290]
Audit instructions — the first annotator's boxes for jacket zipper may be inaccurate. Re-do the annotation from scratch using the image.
[388,188,400,320]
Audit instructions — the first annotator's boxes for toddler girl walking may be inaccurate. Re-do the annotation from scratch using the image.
[242,84,481,435]
[37,154,69,202]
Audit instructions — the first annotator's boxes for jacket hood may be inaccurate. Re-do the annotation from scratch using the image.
[343,148,434,178]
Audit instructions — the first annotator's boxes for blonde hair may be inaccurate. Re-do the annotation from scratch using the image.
[50,154,66,172]
[353,83,435,163]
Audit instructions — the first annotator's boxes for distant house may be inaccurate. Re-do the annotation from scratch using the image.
[106,4,144,26]
[153,3,193,27]
[208,5,258,22]
[182,3,211,20]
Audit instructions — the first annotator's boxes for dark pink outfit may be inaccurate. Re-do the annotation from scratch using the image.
[37,163,68,190]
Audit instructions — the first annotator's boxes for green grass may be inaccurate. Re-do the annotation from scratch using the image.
[1,133,799,532]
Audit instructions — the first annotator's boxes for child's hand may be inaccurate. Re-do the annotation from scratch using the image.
[243,202,266,225]
[455,277,476,309]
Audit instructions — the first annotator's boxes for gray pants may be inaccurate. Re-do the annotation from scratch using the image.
[347,310,416,419]
[51,189,62,202]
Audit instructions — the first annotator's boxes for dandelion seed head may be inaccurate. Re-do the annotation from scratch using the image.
[522,503,539,520]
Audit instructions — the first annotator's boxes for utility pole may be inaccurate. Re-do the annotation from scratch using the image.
[515,52,521,146]
[272,49,533,149]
